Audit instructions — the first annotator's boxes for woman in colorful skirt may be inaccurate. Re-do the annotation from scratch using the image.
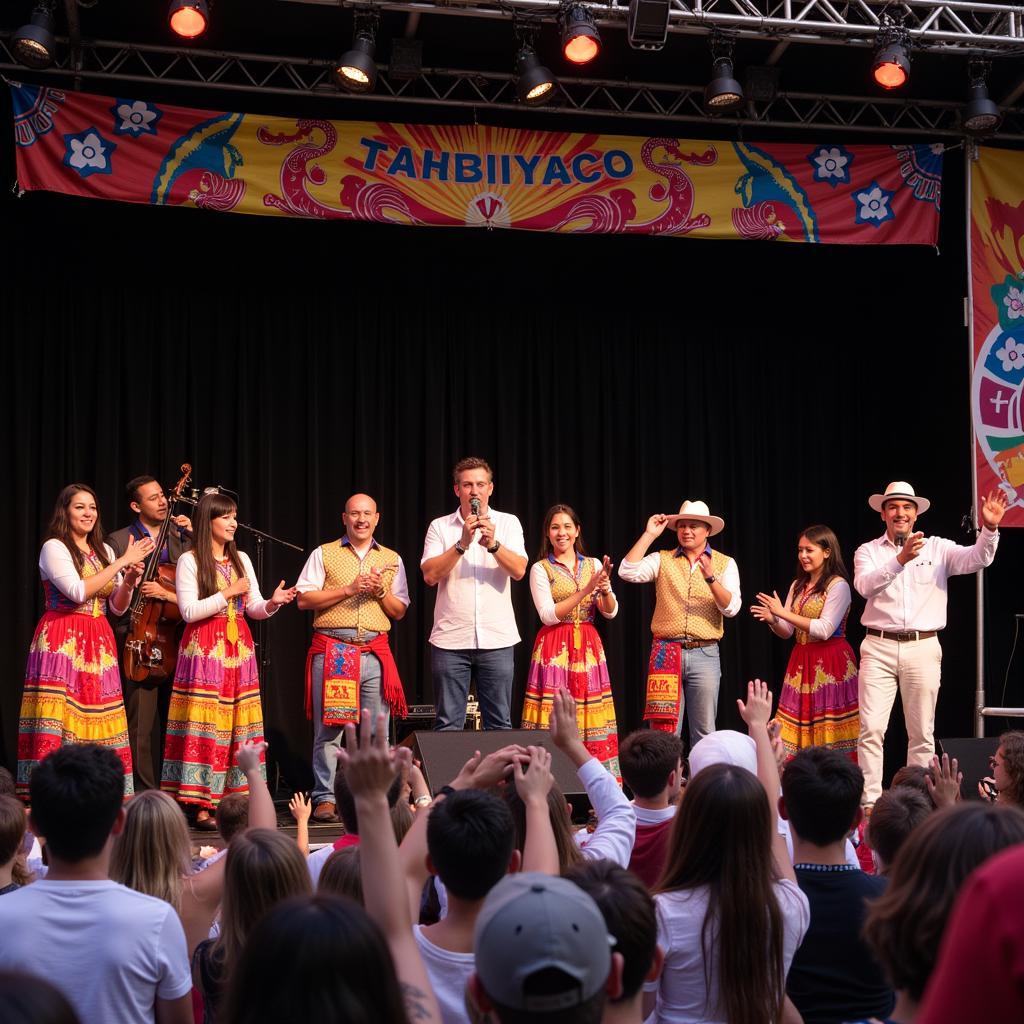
[521,504,620,779]
[751,524,859,761]
[161,492,297,829]
[17,484,154,797]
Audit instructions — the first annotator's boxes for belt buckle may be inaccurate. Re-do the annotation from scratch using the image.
[682,639,699,649]
[894,630,916,643]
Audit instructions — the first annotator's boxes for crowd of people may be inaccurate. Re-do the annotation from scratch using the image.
[3,459,1021,1022]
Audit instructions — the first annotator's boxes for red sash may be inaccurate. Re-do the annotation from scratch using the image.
[644,639,682,733]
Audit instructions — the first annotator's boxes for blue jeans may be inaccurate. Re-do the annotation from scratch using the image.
[431,645,515,731]
[673,642,721,750]
[310,628,389,806]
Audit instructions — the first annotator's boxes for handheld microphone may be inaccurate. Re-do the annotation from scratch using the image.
[894,532,907,549]
[470,497,481,518]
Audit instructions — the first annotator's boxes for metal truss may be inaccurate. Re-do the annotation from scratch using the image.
[285,0,1024,54]
[2,34,1023,138]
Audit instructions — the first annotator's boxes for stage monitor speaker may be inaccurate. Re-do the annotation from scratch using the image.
[937,736,999,801]
[400,729,587,801]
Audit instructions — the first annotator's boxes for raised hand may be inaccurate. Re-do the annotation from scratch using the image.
[467,745,527,789]
[119,534,155,569]
[513,745,555,805]
[336,711,411,798]
[289,791,312,823]
[271,580,298,606]
[236,738,268,774]
[980,490,1009,528]
[896,532,926,566]
[926,752,963,808]
[477,515,496,549]
[737,678,774,732]
[550,686,589,767]
[645,513,669,537]
[755,590,785,618]
[750,602,776,623]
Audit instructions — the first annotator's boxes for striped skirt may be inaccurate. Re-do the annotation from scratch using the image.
[161,615,266,809]
[776,635,859,761]
[521,621,620,781]
[17,610,133,797]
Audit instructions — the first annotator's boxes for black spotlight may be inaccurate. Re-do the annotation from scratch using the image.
[516,44,556,105]
[964,59,1002,135]
[13,1,57,69]
[872,20,911,89]
[705,35,744,112]
[561,2,601,65]
[335,18,378,93]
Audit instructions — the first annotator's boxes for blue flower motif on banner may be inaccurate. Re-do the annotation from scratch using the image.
[807,145,854,187]
[111,98,162,137]
[853,180,895,227]
[63,128,117,178]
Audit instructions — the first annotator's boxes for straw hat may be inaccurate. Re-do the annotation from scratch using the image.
[868,481,930,515]
[664,499,725,536]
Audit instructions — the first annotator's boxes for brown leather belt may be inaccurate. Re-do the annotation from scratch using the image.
[667,638,719,649]
[866,628,938,643]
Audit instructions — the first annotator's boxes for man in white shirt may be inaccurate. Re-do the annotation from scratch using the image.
[296,493,410,823]
[854,481,1008,805]
[421,457,528,731]
[619,500,741,746]
[0,744,192,1024]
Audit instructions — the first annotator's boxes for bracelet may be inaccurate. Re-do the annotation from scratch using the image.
[413,794,432,808]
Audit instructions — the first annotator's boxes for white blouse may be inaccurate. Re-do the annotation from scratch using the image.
[39,539,127,614]
[174,550,279,623]
[529,558,618,627]
[772,578,852,641]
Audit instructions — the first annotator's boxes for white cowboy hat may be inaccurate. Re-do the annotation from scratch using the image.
[663,499,725,536]
[868,481,931,515]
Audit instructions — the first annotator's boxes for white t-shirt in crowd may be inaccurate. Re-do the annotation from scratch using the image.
[413,924,475,1024]
[647,878,810,1024]
[0,879,192,1024]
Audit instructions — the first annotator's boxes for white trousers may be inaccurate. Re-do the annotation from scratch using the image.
[857,634,942,805]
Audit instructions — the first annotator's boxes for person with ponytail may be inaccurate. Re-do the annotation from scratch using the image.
[161,492,297,829]
[17,484,154,797]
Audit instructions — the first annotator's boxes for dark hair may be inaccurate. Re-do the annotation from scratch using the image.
[0,767,14,797]
[216,793,250,844]
[997,731,1024,807]
[223,895,408,1024]
[427,789,515,900]
[489,974,606,1024]
[317,847,364,904]
[192,492,245,601]
[503,781,584,873]
[863,802,1024,1001]
[657,763,785,1024]
[889,764,935,806]
[125,475,158,505]
[789,524,849,601]
[537,504,588,560]
[619,730,683,799]
[0,971,81,1024]
[866,786,932,870]
[45,484,110,574]
[781,746,863,845]
[452,456,493,483]
[566,859,656,1002]
[29,745,125,862]
[0,795,27,865]
[334,767,403,837]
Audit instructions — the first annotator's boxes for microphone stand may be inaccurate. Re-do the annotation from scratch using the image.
[236,517,304,797]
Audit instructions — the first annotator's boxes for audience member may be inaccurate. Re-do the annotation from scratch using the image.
[780,746,893,1024]
[0,970,81,1024]
[0,744,192,1024]
[468,872,623,1024]
[0,796,27,895]
[618,730,683,888]
[288,792,311,856]
[979,730,1024,806]
[193,828,312,1024]
[566,859,663,1024]
[645,681,810,1024]
[865,787,932,875]
[110,739,276,955]
[316,846,363,904]
[861,802,1024,1024]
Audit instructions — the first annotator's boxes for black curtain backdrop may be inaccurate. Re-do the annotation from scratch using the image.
[4,144,1022,792]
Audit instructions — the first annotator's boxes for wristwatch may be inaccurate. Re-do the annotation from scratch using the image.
[704,575,716,585]
[454,541,467,555]
[487,540,501,554]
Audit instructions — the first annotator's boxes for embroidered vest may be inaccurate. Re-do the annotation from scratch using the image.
[651,549,731,640]
[313,540,398,633]
[543,557,596,625]
[793,579,849,645]
[44,550,115,618]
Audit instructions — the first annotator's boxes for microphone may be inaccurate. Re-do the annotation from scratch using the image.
[470,497,481,518]
[894,532,907,549]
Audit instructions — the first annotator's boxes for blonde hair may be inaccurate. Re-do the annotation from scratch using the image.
[109,791,190,910]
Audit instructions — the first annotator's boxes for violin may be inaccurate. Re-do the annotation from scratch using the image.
[123,463,192,683]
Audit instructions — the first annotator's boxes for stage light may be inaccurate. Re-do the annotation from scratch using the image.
[516,45,556,105]
[872,22,911,90]
[335,19,378,93]
[168,0,209,39]
[13,2,57,70]
[963,59,1002,135]
[705,35,744,112]
[561,3,601,65]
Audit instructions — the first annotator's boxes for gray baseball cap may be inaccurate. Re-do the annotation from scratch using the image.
[473,872,613,1012]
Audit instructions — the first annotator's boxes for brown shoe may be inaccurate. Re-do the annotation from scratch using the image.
[193,809,218,832]
[312,801,340,824]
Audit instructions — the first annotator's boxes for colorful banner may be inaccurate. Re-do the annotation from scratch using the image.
[971,147,1024,526]
[11,83,941,244]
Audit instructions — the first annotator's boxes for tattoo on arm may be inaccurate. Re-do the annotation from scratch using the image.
[401,982,433,1022]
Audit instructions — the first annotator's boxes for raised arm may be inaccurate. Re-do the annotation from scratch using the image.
[513,746,559,874]
[621,514,669,577]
